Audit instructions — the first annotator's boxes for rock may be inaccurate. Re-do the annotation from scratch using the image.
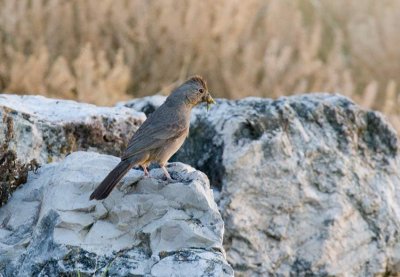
[124,94,400,276]
[0,94,145,206]
[0,151,233,276]
[118,95,167,116]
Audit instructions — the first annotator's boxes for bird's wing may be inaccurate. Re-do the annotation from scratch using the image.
[121,114,188,160]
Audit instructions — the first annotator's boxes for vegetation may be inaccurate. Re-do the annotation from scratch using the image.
[0,0,398,131]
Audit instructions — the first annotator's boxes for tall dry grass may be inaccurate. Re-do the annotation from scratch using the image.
[0,0,399,131]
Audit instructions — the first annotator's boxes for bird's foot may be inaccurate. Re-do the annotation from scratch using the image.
[142,166,149,178]
[161,166,173,182]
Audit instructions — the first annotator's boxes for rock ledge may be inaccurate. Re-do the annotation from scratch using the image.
[0,151,233,276]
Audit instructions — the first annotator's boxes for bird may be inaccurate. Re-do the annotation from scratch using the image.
[90,76,215,200]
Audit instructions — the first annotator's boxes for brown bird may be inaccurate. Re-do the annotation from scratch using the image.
[90,76,215,200]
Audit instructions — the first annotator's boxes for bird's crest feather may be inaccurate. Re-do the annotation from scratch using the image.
[186,75,208,90]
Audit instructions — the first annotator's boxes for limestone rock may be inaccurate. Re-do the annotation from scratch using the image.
[125,94,400,276]
[0,94,145,206]
[118,95,167,116]
[0,151,233,276]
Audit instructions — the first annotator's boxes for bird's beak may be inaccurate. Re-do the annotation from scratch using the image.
[205,93,216,111]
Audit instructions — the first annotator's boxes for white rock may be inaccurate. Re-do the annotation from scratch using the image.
[0,151,232,276]
[151,249,233,277]
[119,95,166,116]
[0,94,145,206]
[0,94,145,164]
[130,94,400,276]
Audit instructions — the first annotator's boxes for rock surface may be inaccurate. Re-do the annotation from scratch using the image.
[118,95,167,116]
[0,151,233,276]
[2,92,399,276]
[125,94,400,276]
[0,94,145,206]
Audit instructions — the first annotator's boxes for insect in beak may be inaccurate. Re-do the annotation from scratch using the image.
[205,93,216,111]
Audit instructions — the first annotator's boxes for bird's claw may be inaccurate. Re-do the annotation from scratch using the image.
[161,166,173,182]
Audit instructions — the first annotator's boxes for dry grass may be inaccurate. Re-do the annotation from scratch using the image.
[0,0,399,132]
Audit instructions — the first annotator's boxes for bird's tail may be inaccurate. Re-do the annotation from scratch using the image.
[90,160,134,200]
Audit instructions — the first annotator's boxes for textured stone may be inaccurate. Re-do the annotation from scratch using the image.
[124,94,400,276]
[0,94,145,206]
[118,95,167,116]
[0,151,232,276]
[3,92,399,276]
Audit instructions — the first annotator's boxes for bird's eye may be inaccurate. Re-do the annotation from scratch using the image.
[199,88,204,93]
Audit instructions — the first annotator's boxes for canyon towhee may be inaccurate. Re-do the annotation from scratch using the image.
[90,76,215,200]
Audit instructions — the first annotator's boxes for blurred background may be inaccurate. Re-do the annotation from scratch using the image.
[0,0,399,131]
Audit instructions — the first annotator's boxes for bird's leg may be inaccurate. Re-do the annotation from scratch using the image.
[142,165,149,177]
[161,165,173,181]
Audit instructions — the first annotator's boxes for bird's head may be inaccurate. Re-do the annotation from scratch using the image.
[169,76,216,109]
